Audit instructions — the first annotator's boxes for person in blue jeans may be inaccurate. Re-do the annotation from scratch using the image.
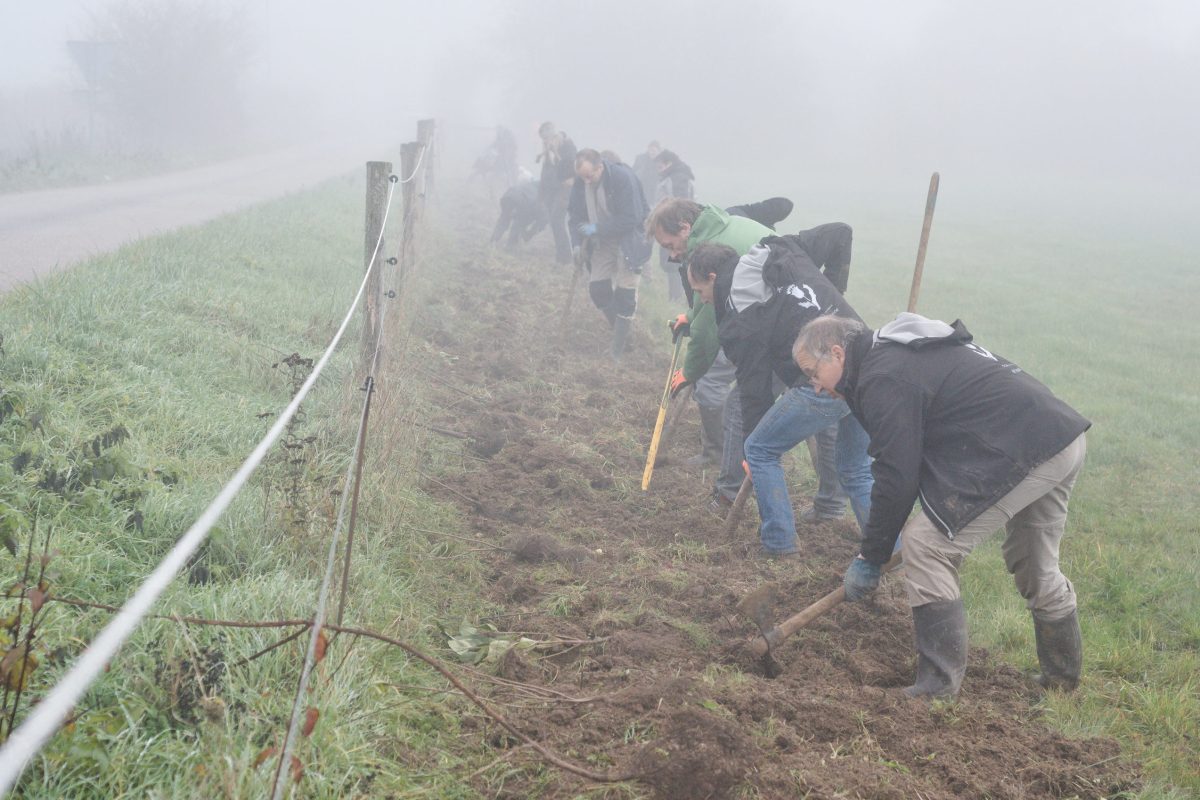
[744,386,873,554]
[686,238,873,555]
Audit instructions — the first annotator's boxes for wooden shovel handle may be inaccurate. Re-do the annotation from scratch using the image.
[654,384,693,466]
[748,552,904,658]
[906,172,939,314]
[723,475,754,537]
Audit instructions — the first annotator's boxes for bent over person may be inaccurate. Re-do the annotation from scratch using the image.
[793,313,1091,699]
[567,148,652,361]
[686,238,873,556]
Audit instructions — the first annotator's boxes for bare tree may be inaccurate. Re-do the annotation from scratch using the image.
[86,1,254,152]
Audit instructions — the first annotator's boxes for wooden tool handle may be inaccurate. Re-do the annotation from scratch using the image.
[907,172,939,314]
[723,475,753,537]
[748,552,904,659]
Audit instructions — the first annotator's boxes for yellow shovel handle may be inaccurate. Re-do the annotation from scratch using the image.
[641,336,684,491]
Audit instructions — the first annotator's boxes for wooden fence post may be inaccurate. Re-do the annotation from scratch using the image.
[361,161,391,365]
[399,142,421,293]
[416,118,436,206]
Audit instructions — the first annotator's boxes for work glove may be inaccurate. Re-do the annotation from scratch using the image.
[578,222,598,237]
[669,369,691,397]
[843,555,881,602]
[668,313,690,340]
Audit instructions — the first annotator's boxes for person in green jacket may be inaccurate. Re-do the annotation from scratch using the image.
[647,198,773,509]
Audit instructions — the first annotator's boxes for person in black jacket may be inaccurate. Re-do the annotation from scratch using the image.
[537,122,578,265]
[654,149,695,203]
[632,140,662,203]
[490,176,547,250]
[567,149,652,361]
[794,313,1091,699]
[687,238,874,556]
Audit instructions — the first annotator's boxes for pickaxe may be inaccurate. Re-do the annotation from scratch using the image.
[738,552,904,674]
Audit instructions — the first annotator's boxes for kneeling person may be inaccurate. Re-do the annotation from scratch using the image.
[794,313,1091,699]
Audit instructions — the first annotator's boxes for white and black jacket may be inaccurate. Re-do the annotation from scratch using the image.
[713,235,862,437]
[839,314,1092,566]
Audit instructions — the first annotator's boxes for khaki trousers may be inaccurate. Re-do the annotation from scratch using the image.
[901,433,1087,621]
[589,239,641,290]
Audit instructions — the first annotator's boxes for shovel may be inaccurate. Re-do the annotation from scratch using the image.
[640,334,685,491]
[738,552,904,672]
[653,384,693,466]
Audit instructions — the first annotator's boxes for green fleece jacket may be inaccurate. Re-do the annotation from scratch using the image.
[681,206,774,380]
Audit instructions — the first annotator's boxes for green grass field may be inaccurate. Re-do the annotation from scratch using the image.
[1,170,1197,796]
[797,190,1200,796]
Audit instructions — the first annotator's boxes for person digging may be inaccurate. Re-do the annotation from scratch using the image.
[793,313,1090,699]
[684,238,873,557]
[567,148,652,362]
[648,198,775,508]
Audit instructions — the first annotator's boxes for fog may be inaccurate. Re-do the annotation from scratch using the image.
[3,0,1198,231]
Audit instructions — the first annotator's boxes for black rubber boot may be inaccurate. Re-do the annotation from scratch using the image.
[904,599,968,699]
[1032,610,1082,691]
[588,280,616,327]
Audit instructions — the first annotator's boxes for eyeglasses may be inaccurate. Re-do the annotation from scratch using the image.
[801,356,825,383]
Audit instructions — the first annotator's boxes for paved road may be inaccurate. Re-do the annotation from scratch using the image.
[0,140,379,293]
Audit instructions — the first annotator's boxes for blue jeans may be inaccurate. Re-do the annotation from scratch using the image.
[810,425,848,517]
[717,389,746,501]
[743,385,873,554]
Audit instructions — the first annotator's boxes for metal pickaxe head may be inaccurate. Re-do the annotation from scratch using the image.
[735,583,784,678]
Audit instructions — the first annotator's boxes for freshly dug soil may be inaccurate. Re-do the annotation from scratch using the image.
[407,208,1138,799]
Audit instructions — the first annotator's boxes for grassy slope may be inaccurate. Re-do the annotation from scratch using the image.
[1,171,1196,796]
[0,175,488,797]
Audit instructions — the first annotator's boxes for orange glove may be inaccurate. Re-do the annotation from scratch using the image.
[668,313,690,340]
[669,369,690,397]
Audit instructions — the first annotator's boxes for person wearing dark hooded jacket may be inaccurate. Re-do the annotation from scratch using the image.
[537,122,578,265]
[490,179,547,250]
[687,238,874,556]
[654,149,695,203]
[567,149,652,361]
[689,220,854,525]
[793,313,1091,699]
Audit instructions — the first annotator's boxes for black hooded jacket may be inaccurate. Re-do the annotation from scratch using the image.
[726,197,794,231]
[712,234,862,438]
[658,160,695,199]
[838,317,1092,565]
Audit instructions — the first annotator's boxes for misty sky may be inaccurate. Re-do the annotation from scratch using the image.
[4,1,1199,221]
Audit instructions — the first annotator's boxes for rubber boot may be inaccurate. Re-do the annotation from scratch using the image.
[904,599,968,699]
[610,316,632,362]
[588,280,616,327]
[686,404,724,468]
[1032,610,1082,691]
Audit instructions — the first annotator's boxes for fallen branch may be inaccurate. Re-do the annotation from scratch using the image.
[425,425,473,440]
[417,472,483,508]
[333,623,638,782]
